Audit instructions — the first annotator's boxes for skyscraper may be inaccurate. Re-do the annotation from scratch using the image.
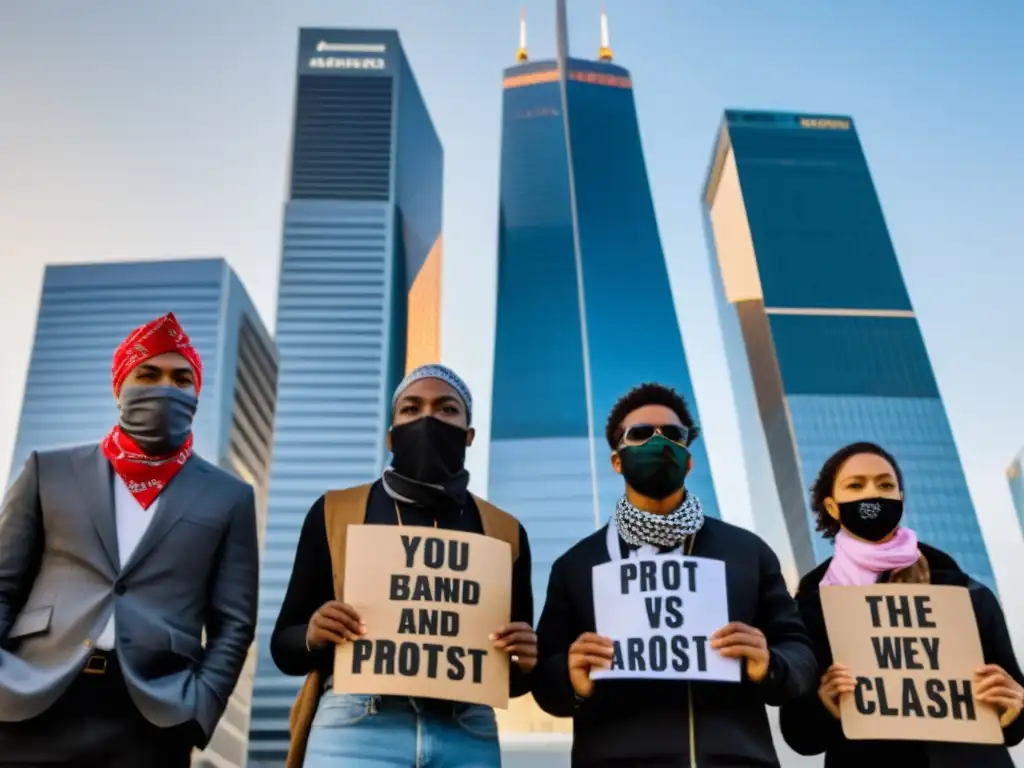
[702,109,995,590]
[489,2,720,616]
[248,28,442,765]
[9,257,278,768]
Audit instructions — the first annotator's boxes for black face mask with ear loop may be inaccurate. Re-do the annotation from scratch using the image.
[835,496,904,542]
[389,416,468,484]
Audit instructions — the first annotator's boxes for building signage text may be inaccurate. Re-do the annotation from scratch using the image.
[309,56,386,70]
[799,117,851,130]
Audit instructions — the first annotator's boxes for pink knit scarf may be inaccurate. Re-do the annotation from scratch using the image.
[820,527,921,587]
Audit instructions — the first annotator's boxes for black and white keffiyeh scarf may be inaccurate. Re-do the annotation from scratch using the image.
[613,492,705,549]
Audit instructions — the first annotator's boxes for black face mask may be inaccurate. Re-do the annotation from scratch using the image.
[618,436,690,500]
[118,385,197,456]
[390,416,468,484]
[835,496,904,542]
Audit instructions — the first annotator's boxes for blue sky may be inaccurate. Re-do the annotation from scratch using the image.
[2,1,1023,620]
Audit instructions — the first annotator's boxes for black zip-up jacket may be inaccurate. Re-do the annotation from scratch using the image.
[779,543,1024,768]
[532,516,817,767]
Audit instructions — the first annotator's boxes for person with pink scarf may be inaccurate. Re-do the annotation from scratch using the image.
[779,442,1024,768]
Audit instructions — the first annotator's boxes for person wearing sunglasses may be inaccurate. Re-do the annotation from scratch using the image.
[530,382,817,767]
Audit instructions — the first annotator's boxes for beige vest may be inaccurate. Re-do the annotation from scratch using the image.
[285,484,521,768]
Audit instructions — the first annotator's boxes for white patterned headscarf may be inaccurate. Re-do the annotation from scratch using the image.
[391,364,473,424]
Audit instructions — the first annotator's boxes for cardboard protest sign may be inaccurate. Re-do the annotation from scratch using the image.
[334,525,512,709]
[821,584,1002,744]
[591,554,740,682]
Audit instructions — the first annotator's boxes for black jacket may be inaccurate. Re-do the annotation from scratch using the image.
[779,543,1024,768]
[532,516,817,768]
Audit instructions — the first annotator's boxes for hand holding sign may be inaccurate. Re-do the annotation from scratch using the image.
[492,622,538,673]
[569,633,614,698]
[710,622,769,682]
[817,663,857,719]
[975,664,1024,727]
[307,601,366,649]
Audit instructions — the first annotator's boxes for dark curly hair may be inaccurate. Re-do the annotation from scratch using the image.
[810,441,904,539]
[605,383,700,450]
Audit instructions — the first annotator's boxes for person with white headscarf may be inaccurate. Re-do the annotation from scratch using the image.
[272,364,536,768]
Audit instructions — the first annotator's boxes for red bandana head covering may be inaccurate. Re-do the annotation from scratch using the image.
[102,313,202,509]
[111,312,203,397]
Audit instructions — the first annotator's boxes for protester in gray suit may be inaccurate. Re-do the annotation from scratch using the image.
[0,312,259,768]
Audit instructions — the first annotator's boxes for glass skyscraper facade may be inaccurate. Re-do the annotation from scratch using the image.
[489,5,719,619]
[248,28,442,766]
[702,109,995,590]
[9,258,278,768]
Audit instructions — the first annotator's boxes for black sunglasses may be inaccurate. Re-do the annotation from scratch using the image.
[620,423,690,447]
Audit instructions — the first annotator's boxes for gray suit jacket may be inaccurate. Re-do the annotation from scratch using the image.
[0,443,259,746]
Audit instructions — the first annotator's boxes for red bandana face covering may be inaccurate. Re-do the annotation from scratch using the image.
[101,427,193,510]
[102,312,202,509]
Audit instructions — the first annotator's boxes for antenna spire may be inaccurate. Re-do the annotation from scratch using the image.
[598,6,613,61]
[516,8,528,62]
[555,0,569,63]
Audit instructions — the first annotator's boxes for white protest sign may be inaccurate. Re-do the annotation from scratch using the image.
[591,553,740,682]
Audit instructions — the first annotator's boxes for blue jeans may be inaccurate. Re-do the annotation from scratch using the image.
[305,693,501,768]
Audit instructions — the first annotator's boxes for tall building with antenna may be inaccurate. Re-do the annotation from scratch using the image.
[489,0,719,621]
